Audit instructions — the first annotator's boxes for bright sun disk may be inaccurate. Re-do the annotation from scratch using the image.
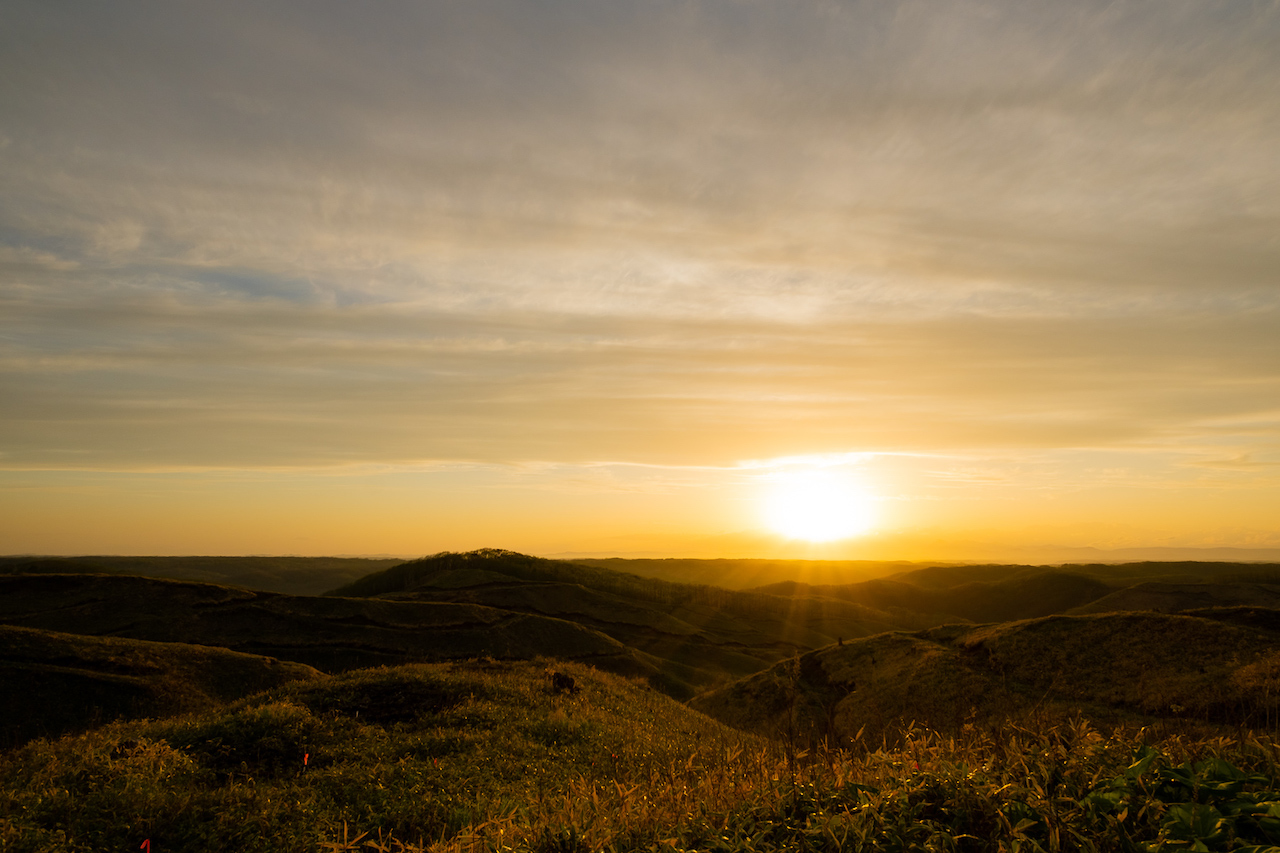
[762,470,877,542]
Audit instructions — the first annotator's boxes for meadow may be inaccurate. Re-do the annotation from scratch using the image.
[5,552,1280,851]
[3,659,1280,852]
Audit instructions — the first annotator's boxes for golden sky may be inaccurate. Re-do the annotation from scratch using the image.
[2,1,1279,560]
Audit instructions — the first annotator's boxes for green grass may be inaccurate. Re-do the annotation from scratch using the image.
[5,657,1280,852]
[0,624,322,749]
[0,659,753,852]
[693,610,1280,748]
[379,718,1280,853]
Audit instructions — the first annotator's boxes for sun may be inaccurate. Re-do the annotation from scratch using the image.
[762,469,877,542]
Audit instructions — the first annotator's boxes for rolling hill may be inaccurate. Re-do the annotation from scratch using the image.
[754,570,1114,623]
[1071,580,1280,614]
[0,624,321,749]
[326,549,919,696]
[750,561,1280,626]
[0,659,761,852]
[566,557,924,589]
[8,550,1280,747]
[7,551,1280,852]
[0,572,654,679]
[0,555,403,596]
[691,607,1280,746]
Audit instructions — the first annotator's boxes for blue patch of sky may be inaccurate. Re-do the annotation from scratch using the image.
[177,267,402,309]
[187,268,324,305]
[0,225,82,264]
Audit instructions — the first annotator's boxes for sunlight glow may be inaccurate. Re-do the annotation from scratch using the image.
[761,468,877,542]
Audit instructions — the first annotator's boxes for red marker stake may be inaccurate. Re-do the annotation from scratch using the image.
[141,841,150,852]
[303,753,309,766]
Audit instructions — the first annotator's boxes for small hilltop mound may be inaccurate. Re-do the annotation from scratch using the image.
[325,549,576,597]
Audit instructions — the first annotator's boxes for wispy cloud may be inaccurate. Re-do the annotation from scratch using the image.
[1,0,1278,553]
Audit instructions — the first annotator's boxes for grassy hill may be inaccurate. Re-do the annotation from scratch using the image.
[755,570,1114,624]
[10,552,1280,712]
[327,550,917,697]
[0,659,759,852]
[752,561,1280,626]
[1072,581,1280,614]
[6,657,1280,853]
[0,625,321,749]
[0,554,924,712]
[886,561,1280,588]
[691,607,1280,747]
[0,555,404,596]
[567,557,923,589]
[0,572,654,679]
[9,552,1280,851]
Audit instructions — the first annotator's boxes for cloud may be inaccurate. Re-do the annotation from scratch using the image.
[0,0,1278,478]
[1191,454,1280,471]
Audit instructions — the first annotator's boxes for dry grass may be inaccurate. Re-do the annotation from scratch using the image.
[5,659,1280,853]
[317,716,1280,853]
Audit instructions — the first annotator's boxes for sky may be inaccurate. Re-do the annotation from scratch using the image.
[2,0,1279,561]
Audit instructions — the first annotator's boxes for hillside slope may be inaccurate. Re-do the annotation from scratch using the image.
[886,561,1280,588]
[0,573,652,678]
[12,553,1280,712]
[0,625,322,748]
[1,659,758,852]
[329,550,919,696]
[755,570,1114,623]
[0,555,404,596]
[1072,581,1280,614]
[691,608,1280,745]
[753,562,1280,626]
[567,557,921,589]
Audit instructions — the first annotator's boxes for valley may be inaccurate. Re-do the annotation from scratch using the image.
[4,550,1280,852]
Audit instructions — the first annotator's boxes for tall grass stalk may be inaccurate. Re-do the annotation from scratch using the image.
[417,720,1280,853]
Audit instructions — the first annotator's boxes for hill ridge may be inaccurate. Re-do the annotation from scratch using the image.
[691,606,1280,745]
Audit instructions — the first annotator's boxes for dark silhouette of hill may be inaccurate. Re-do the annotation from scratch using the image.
[9,552,1280,717]
[567,557,922,589]
[1071,581,1280,614]
[887,560,1280,588]
[691,607,1280,745]
[755,570,1114,623]
[0,553,926,703]
[753,562,1280,625]
[0,555,403,596]
[0,573,653,679]
[326,549,923,696]
[0,624,321,749]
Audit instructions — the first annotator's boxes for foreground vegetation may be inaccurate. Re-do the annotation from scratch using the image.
[0,660,744,852]
[4,658,1280,852]
[430,721,1280,853]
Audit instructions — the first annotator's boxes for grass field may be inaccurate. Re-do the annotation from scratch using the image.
[4,657,1280,852]
[7,554,1280,851]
